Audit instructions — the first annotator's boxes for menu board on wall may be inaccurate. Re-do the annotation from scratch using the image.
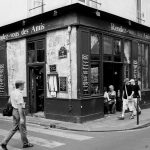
[0,64,5,95]
[59,77,67,92]
[82,54,90,95]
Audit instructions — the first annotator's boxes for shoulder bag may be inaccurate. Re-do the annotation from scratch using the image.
[2,99,13,117]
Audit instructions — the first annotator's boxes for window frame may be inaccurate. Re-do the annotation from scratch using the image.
[27,36,45,64]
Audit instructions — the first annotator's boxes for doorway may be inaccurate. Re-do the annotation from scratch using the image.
[103,62,123,111]
[28,66,45,114]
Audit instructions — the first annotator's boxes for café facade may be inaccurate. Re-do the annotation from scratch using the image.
[0,3,150,123]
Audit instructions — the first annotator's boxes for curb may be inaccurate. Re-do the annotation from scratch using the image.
[48,122,150,132]
[1,115,150,133]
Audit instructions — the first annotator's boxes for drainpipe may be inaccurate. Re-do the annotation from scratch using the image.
[137,0,141,23]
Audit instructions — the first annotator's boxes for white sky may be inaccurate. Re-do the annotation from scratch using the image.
[0,0,27,27]
[0,0,70,27]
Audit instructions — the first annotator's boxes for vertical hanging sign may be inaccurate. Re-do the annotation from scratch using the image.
[82,54,90,95]
[0,64,5,95]
[133,60,138,79]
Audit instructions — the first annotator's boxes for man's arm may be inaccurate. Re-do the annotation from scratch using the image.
[131,91,134,97]
[122,91,124,100]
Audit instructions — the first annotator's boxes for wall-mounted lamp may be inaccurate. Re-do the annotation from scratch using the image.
[96,10,100,17]
[67,26,72,34]
[53,10,58,16]
[22,20,26,26]
[128,20,132,26]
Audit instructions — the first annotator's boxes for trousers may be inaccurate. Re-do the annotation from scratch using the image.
[2,108,29,145]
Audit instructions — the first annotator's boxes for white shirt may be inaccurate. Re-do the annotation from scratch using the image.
[10,89,25,109]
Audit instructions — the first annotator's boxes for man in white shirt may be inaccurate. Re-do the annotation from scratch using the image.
[1,80,33,150]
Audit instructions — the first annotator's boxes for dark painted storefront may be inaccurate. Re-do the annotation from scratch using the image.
[0,4,150,123]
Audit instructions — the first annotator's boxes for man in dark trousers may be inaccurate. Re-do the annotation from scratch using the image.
[1,80,33,150]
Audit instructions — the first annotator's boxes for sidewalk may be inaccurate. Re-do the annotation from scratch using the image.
[0,108,150,132]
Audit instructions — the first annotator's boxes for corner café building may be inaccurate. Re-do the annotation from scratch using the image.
[0,3,150,123]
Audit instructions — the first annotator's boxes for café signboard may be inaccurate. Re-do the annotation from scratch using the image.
[110,23,150,40]
[0,23,45,41]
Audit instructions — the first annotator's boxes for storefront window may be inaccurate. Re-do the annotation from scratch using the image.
[114,39,121,62]
[91,62,100,95]
[91,34,100,55]
[138,43,149,89]
[104,36,113,61]
[123,40,131,79]
[90,33,101,95]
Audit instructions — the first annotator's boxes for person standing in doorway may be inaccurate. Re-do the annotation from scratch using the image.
[108,85,116,114]
[1,80,33,150]
[119,78,135,120]
[130,79,142,116]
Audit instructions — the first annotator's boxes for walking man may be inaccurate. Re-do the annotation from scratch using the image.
[130,79,142,115]
[119,78,135,120]
[1,80,33,150]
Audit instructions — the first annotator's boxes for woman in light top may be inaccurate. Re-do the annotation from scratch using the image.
[108,85,116,114]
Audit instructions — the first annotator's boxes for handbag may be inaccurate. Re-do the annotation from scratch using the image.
[2,102,13,117]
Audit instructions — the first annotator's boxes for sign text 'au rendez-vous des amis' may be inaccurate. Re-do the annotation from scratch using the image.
[0,23,45,41]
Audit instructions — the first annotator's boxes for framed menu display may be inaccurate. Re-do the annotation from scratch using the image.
[59,77,67,92]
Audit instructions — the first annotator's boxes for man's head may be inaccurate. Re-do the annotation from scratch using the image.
[129,79,135,85]
[109,85,114,91]
[15,80,25,90]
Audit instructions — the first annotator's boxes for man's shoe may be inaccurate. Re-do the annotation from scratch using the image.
[118,116,124,120]
[23,143,34,148]
[1,144,8,150]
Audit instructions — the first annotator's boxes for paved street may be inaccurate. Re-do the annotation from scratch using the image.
[0,118,150,150]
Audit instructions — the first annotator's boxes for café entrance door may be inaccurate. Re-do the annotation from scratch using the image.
[28,65,45,113]
[103,62,123,111]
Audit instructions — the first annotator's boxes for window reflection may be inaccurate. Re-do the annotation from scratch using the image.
[27,40,45,63]
[91,62,100,95]
[91,33,100,60]
[103,36,113,61]
[124,40,131,64]
[114,39,121,62]
[138,43,149,89]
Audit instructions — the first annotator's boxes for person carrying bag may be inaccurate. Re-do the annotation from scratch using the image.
[2,98,13,117]
[119,78,135,120]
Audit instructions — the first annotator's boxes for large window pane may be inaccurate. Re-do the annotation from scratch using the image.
[91,33,100,60]
[138,43,142,64]
[145,45,149,89]
[91,62,100,95]
[37,50,44,62]
[28,51,36,63]
[114,39,121,62]
[104,36,113,61]
[36,40,44,50]
[27,39,45,63]
[138,43,149,90]
[124,40,131,64]
[27,42,35,51]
